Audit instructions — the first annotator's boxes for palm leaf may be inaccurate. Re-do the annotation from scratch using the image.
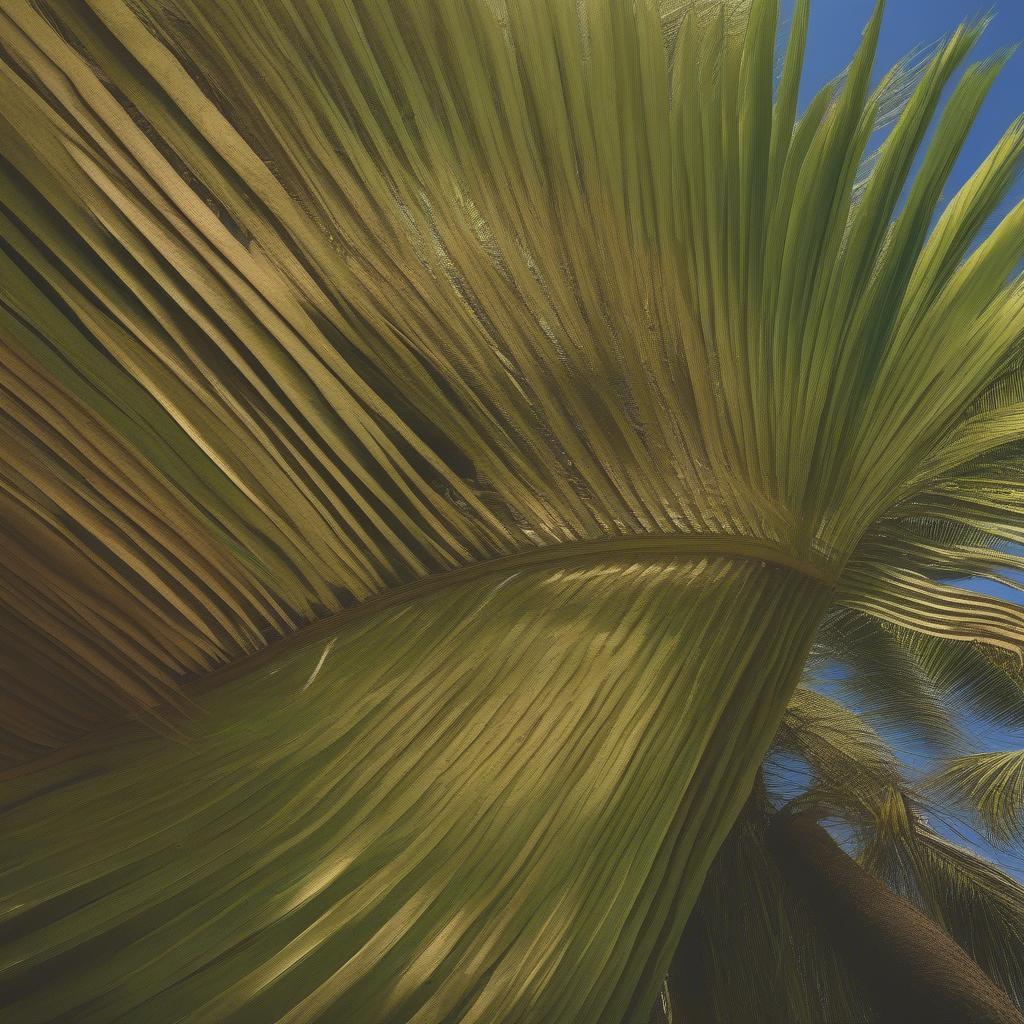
[907,634,1024,728]
[840,562,1024,654]
[807,606,959,748]
[0,558,825,1021]
[774,685,904,803]
[928,750,1024,847]
[2,0,1024,1019]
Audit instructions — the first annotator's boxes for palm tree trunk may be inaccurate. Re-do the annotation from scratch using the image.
[767,812,1023,1024]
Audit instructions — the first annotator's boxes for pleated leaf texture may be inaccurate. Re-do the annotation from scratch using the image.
[3,0,1024,1020]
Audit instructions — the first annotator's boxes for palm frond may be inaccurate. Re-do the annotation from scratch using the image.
[909,633,1024,728]
[840,560,1024,657]
[2,0,1024,1018]
[808,606,958,748]
[857,519,1024,593]
[0,557,828,1022]
[770,695,922,853]
[929,750,1024,847]
[0,0,1020,751]
[774,685,903,803]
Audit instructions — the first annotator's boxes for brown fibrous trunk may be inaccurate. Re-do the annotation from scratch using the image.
[767,811,1023,1024]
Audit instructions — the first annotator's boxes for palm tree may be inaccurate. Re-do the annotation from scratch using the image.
[2,0,1024,1020]
[670,608,1024,1022]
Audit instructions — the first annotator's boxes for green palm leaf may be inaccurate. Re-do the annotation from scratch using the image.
[929,750,1024,847]
[2,0,1024,1019]
[1,558,825,1021]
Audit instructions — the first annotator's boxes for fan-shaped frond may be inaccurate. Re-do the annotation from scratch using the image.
[1,0,1022,759]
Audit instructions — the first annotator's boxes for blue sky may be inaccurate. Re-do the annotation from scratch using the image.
[775,0,1024,879]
